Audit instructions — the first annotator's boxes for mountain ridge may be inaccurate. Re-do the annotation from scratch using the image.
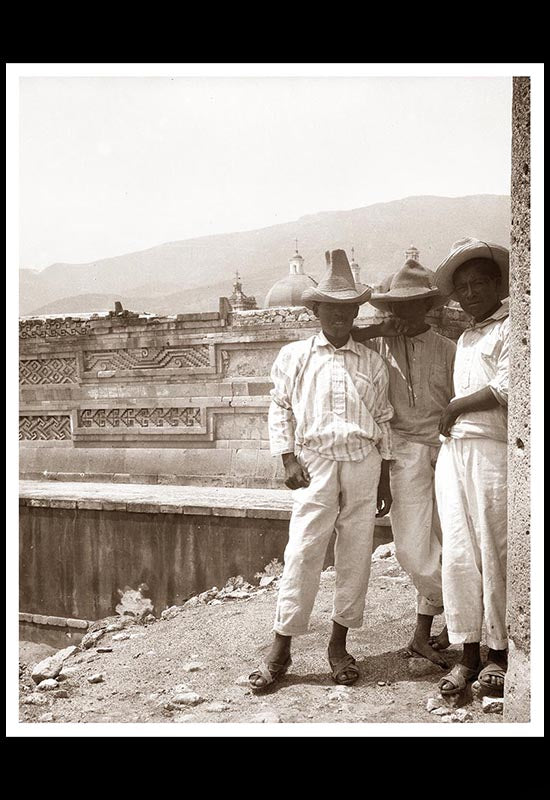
[20,194,510,316]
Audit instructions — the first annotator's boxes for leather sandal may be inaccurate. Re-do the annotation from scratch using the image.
[478,662,506,695]
[248,655,292,691]
[328,652,360,686]
[438,662,481,696]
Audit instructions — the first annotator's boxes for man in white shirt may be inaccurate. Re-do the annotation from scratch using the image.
[352,259,456,668]
[433,238,510,698]
[248,250,393,690]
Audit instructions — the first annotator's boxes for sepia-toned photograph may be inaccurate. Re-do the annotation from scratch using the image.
[7,63,543,737]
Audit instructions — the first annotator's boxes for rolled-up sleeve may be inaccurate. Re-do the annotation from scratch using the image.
[488,318,509,407]
[371,354,394,460]
[268,348,296,456]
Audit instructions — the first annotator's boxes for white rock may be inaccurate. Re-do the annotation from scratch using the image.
[259,576,275,587]
[37,679,59,691]
[482,696,504,714]
[81,630,104,649]
[251,710,282,723]
[431,706,451,716]
[426,697,445,713]
[22,693,49,705]
[130,632,145,639]
[112,631,131,641]
[235,674,251,686]
[87,673,105,684]
[452,708,474,722]
[183,597,200,608]
[373,544,394,560]
[39,712,54,722]
[209,599,223,606]
[31,645,78,683]
[171,691,204,706]
[182,661,204,672]
[225,590,251,599]
[106,621,126,632]
[205,702,230,713]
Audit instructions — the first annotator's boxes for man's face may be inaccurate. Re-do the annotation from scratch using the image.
[452,261,501,321]
[389,297,433,322]
[313,302,359,340]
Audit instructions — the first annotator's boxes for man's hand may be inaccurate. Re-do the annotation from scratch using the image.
[375,318,414,337]
[376,459,392,517]
[439,399,463,437]
[350,318,412,342]
[282,452,311,490]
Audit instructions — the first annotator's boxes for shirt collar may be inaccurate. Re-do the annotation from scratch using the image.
[315,331,362,355]
[468,298,509,329]
[407,326,432,343]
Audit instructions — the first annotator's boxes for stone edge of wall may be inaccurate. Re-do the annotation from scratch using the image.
[19,612,91,629]
[18,492,392,525]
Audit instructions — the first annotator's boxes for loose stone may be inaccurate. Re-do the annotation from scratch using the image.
[37,679,59,691]
[482,696,504,714]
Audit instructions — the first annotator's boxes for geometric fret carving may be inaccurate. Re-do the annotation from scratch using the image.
[78,407,202,429]
[19,415,72,440]
[19,357,79,385]
[19,319,91,339]
[84,345,210,372]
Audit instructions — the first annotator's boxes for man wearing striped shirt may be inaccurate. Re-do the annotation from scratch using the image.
[249,250,393,690]
[352,259,456,669]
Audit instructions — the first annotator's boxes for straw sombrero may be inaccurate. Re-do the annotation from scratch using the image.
[301,250,372,309]
[434,238,509,300]
[368,260,447,311]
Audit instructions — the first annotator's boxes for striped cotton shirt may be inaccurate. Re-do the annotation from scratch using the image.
[449,299,509,442]
[268,332,393,461]
[367,329,456,447]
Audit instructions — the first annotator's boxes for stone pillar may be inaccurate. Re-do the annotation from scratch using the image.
[504,77,530,722]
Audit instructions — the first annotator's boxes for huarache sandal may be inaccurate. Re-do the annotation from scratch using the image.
[328,652,360,686]
[438,662,481,696]
[248,655,292,691]
[478,662,507,695]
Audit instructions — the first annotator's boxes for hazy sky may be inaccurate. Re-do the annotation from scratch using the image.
[20,76,512,270]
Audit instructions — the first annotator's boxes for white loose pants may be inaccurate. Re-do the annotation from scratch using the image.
[435,437,508,650]
[389,433,444,617]
[274,446,381,637]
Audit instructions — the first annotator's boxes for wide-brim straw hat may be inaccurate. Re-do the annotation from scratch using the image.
[368,260,447,311]
[433,238,509,300]
[301,249,372,308]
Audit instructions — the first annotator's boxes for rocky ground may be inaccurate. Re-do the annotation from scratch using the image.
[19,546,504,726]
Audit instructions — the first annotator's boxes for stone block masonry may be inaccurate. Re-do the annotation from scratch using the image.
[19,304,466,487]
[505,77,531,723]
[19,481,393,620]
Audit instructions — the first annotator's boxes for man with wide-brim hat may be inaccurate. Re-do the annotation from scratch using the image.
[351,257,456,667]
[249,249,394,690]
[431,238,510,699]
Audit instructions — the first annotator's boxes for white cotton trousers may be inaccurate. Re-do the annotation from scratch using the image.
[274,446,381,637]
[435,437,508,650]
[389,433,444,617]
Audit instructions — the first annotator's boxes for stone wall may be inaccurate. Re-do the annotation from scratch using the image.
[505,77,531,722]
[19,303,467,488]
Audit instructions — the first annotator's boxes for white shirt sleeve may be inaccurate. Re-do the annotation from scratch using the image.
[268,346,297,456]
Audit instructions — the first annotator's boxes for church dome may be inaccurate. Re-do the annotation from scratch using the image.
[264,246,317,307]
[265,272,318,307]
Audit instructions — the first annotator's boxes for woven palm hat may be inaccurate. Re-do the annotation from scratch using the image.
[301,249,372,309]
[434,238,509,300]
[368,260,446,311]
